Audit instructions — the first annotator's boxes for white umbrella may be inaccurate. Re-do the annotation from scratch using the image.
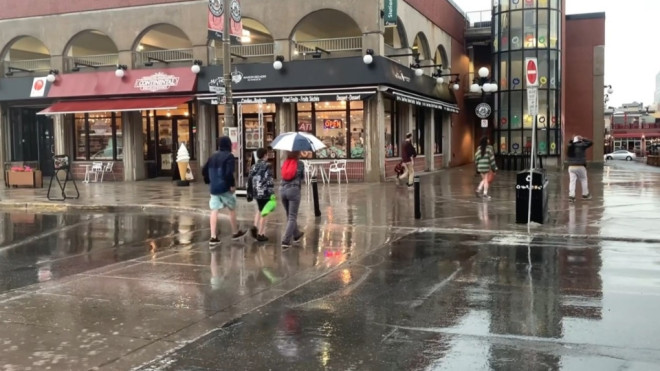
[270,131,326,152]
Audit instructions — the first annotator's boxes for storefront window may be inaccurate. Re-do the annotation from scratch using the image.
[75,115,88,160]
[73,112,123,161]
[349,101,364,159]
[385,99,399,158]
[434,110,443,154]
[315,109,347,159]
[88,113,113,159]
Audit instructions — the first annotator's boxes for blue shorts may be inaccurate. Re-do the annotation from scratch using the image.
[209,192,236,211]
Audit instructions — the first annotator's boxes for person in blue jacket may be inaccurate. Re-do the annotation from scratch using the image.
[202,136,246,245]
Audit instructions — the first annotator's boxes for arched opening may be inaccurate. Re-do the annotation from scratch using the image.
[64,30,118,71]
[2,36,50,76]
[384,17,409,52]
[209,18,274,64]
[435,45,449,69]
[134,24,193,67]
[412,32,431,62]
[291,9,362,59]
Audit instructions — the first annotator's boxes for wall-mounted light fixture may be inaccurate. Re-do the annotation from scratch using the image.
[273,55,285,71]
[115,64,128,78]
[312,47,330,59]
[433,73,461,91]
[46,69,59,82]
[363,49,374,65]
[5,66,34,77]
[191,60,203,74]
[144,56,169,67]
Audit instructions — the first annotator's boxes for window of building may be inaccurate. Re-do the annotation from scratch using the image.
[294,100,364,159]
[385,99,400,158]
[434,110,444,154]
[73,112,123,160]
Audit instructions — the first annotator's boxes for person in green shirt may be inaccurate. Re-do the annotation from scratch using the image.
[474,136,498,200]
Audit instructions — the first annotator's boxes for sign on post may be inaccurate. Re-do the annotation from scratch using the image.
[526,88,538,116]
[481,119,488,128]
[525,57,539,116]
[384,0,398,26]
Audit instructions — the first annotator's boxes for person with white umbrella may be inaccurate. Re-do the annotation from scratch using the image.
[271,132,326,248]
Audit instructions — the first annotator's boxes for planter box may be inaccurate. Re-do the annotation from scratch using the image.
[6,170,43,188]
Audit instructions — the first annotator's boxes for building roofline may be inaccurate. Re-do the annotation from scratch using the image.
[566,12,606,21]
[443,0,470,20]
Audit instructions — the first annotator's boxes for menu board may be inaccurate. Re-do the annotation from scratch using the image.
[244,120,262,150]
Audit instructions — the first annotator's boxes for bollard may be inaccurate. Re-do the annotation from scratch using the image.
[414,175,421,219]
[311,176,321,217]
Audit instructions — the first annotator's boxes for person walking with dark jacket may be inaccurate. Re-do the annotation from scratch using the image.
[202,136,246,245]
[248,148,275,242]
[567,135,593,203]
[398,133,417,187]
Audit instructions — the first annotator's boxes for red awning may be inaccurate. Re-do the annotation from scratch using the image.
[38,96,192,115]
[612,132,660,139]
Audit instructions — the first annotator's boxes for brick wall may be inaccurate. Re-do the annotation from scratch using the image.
[434,154,444,169]
[0,0,196,20]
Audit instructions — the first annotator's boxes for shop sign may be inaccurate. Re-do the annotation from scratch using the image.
[475,103,492,118]
[335,94,362,101]
[393,70,411,83]
[30,77,48,98]
[134,72,180,92]
[208,77,226,94]
[298,122,312,131]
[323,119,343,129]
[384,0,398,27]
[395,94,442,110]
[282,95,321,103]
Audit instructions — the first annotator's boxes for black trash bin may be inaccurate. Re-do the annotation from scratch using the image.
[515,168,548,224]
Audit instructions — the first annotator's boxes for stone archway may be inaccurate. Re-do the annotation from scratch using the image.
[134,24,193,67]
[2,36,50,75]
[290,9,362,58]
[63,30,118,71]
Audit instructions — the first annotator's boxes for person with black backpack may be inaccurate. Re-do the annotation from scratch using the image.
[279,151,305,248]
[247,148,275,242]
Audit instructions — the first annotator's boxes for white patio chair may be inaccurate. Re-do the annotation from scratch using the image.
[328,160,348,184]
[101,161,115,182]
[90,162,104,182]
[302,160,316,185]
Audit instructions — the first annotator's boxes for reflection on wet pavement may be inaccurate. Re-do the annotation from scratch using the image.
[140,232,660,371]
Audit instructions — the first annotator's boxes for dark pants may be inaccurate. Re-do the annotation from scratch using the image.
[280,185,301,243]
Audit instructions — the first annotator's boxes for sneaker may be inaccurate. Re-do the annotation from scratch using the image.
[281,241,292,249]
[209,237,221,246]
[475,189,482,198]
[232,230,247,240]
[294,232,305,243]
[482,194,492,200]
[582,194,592,200]
[569,197,576,203]
[256,234,269,242]
[250,226,258,239]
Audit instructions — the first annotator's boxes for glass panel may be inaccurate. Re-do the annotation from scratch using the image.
[549,129,559,154]
[315,110,347,159]
[498,132,508,154]
[74,114,87,160]
[88,113,113,160]
[538,50,549,88]
[537,128,548,154]
[385,99,393,157]
[296,110,314,159]
[510,51,523,90]
[115,115,123,160]
[549,50,558,89]
[510,11,523,50]
[511,130,523,154]
[158,120,173,170]
[550,0,557,9]
[143,116,150,160]
[499,92,509,129]
[500,13,509,52]
[434,111,443,154]
[315,101,346,111]
[177,119,190,154]
[524,0,536,8]
[538,0,548,7]
[538,10,549,48]
[522,129,534,153]
[499,53,509,90]
[510,91,523,129]
[538,89,549,128]
[500,0,509,11]
[523,10,536,48]
[550,10,558,48]
[349,108,364,159]
[494,13,499,52]
[297,102,312,111]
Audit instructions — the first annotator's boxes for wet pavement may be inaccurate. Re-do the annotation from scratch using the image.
[0,161,658,369]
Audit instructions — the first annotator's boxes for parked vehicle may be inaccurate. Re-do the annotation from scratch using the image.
[604,150,636,161]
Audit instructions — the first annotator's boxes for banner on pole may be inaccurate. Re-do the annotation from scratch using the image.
[384,0,398,27]
[526,87,538,116]
[208,0,243,43]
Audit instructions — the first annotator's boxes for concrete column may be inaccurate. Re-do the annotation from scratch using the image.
[365,93,386,182]
[122,111,145,181]
[118,51,133,69]
[425,109,435,171]
[592,45,605,166]
[50,56,64,73]
[362,31,384,55]
[443,113,452,167]
[53,115,67,155]
[273,40,292,59]
[0,105,6,182]
[192,45,209,64]
[197,101,215,163]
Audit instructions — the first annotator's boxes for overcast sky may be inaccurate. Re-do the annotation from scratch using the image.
[453,0,660,108]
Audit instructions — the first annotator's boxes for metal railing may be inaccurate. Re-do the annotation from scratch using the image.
[231,43,274,58]
[64,54,118,71]
[466,10,492,29]
[134,48,194,65]
[293,36,362,56]
[6,58,51,72]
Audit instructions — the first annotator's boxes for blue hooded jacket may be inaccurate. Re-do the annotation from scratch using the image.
[202,136,235,195]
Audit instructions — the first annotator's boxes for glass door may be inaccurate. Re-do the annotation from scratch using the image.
[156,119,173,176]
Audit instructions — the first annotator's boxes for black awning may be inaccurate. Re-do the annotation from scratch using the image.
[388,88,460,113]
[198,86,377,104]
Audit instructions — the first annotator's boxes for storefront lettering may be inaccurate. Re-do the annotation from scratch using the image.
[335,95,362,101]
[134,72,180,92]
[394,71,411,83]
[282,95,320,103]
[243,74,267,82]
[239,98,267,104]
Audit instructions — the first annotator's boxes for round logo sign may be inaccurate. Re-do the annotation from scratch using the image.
[512,143,520,150]
[512,78,521,86]
[208,0,223,17]
[33,79,44,91]
[475,103,492,119]
[230,0,242,22]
